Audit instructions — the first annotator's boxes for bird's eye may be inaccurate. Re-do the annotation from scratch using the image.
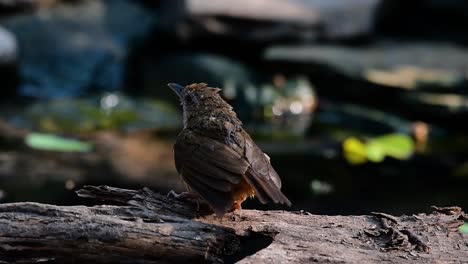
[185,93,199,105]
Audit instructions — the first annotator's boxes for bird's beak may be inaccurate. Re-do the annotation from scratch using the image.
[168,83,184,98]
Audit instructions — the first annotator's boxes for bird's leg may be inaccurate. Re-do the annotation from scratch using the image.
[232,201,242,218]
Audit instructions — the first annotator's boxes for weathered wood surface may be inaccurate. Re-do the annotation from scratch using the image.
[0,185,466,263]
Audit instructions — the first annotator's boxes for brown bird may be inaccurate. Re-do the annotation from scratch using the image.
[169,82,291,216]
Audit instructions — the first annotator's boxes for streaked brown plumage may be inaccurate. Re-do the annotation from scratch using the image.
[169,82,291,216]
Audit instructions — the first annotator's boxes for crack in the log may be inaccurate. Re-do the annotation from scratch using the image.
[400,229,431,253]
[223,231,274,264]
[367,212,431,253]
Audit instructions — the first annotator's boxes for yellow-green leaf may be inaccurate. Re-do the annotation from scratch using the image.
[343,137,367,165]
[25,133,92,152]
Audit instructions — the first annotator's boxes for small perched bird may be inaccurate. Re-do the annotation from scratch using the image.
[169,83,291,216]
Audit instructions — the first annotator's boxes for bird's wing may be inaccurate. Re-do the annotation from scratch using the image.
[242,131,292,206]
[174,129,249,215]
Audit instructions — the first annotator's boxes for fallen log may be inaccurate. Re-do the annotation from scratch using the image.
[0,185,466,263]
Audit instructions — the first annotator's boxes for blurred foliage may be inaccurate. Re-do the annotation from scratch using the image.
[310,179,334,195]
[4,94,181,134]
[454,162,468,178]
[25,133,92,152]
[343,134,414,165]
[459,223,468,234]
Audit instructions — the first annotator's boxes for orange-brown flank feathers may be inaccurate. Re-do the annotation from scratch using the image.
[170,83,291,216]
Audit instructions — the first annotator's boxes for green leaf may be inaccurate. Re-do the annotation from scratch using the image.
[460,223,468,234]
[366,134,414,160]
[25,133,93,152]
[365,142,386,162]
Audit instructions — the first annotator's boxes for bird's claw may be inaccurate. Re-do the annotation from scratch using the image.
[167,190,200,201]
[167,190,180,199]
[167,190,208,212]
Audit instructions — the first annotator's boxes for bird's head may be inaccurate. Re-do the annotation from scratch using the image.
[168,83,226,125]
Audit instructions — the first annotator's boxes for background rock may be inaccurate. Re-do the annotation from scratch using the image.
[157,0,382,42]
[0,26,16,63]
[0,26,18,98]
[1,0,155,98]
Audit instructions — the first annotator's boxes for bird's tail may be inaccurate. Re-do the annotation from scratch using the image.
[244,168,292,207]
